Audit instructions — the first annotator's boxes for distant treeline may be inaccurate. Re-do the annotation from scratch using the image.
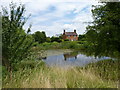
[32,31,86,44]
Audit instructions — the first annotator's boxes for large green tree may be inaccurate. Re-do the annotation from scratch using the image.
[78,34,85,41]
[33,31,46,43]
[86,2,120,56]
[2,3,34,71]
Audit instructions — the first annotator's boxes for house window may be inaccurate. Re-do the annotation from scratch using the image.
[74,36,76,37]
[68,36,70,37]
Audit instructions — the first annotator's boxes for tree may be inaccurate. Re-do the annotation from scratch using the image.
[78,34,85,41]
[51,36,62,43]
[33,31,46,43]
[42,31,47,42]
[57,34,63,39]
[2,2,34,72]
[46,37,51,42]
[86,2,120,56]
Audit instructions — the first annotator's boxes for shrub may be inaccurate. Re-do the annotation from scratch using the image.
[2,3,34,72]
[64,39,69,41]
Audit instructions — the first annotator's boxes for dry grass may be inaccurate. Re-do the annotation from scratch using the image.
[2,64,118,88]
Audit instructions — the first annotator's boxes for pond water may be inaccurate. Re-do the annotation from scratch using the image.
[42,49,111,67]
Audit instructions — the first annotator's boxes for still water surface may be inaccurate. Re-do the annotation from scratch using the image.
[42,50,111,67]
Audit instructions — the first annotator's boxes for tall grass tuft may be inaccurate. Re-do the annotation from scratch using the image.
[2,60,118,88]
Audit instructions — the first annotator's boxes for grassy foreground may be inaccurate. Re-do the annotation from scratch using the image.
[2,60,118,88]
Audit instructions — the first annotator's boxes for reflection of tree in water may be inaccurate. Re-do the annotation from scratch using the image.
[63,52,78,61]
[42,57,47,59]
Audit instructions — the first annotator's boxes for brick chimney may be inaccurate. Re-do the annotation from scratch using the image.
[64,29,65,33]
[74,29,76,33]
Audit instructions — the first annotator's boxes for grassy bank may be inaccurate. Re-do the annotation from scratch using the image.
[37,41,88,50]
[37,41,120,58]
[2,60,118,88]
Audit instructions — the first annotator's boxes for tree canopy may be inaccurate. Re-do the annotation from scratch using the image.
[2,2,34,71]
[33,31,46,43]
[86,2,120,56]
[51,36,62,43]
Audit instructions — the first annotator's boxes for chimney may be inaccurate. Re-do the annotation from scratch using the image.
[64,29,65,33]
[74,29,76,33]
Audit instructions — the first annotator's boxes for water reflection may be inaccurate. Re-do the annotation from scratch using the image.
[64,52,78,61]
[42,57,47,59]
[42,51,111,67]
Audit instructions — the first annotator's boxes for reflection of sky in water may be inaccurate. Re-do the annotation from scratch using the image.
[42,53,111,67]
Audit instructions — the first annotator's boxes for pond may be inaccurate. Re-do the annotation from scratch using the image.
[42,49,111,67]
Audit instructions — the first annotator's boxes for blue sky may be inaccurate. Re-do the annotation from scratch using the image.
[1,0,102,36]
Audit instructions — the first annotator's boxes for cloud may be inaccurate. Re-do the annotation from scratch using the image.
[1,0,102,36]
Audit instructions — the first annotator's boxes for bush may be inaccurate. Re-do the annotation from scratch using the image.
[33,42,39,47]
[69,42,76,49]
[42,42,51,46]
[51,37,62,43]
[52,42,60,48]
[2,3,34,72]
[64,39,69,41]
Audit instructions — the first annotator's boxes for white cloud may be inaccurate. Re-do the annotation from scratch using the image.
[1,0,102,36]
[26,2,95,36]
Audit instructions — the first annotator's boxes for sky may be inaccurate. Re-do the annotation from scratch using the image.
[1,0,103,37]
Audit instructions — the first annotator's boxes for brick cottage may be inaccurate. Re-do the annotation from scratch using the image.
[62,30,78,41]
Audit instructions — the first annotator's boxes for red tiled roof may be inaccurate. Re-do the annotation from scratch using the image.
[64,32,77,36]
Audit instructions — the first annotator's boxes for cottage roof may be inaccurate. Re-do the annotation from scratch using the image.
[64,32,77,36]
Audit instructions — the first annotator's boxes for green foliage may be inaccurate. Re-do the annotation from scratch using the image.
[51,36,62,43]
[32,42,39,47]
[57,41,77,49]
[46,37,51,42]
[2,66,9,79]
[86,2,120,57]
[2,2,34,71]
[68,42,77,49]
[58,34,63,39]
[78,34,85,41]
[64,39,69,41]
[41,41,61,49]
[33,31,46,43]
[38,41,90,50]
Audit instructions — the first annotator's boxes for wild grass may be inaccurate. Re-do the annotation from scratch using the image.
[2,60,118,88]
[38,41,87,50]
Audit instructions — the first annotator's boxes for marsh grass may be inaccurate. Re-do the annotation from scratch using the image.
[38,41,84,50]
[85,59,119,81]
[2,60,118,88]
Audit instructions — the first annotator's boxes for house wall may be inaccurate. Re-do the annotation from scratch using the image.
[63,35,78,41]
